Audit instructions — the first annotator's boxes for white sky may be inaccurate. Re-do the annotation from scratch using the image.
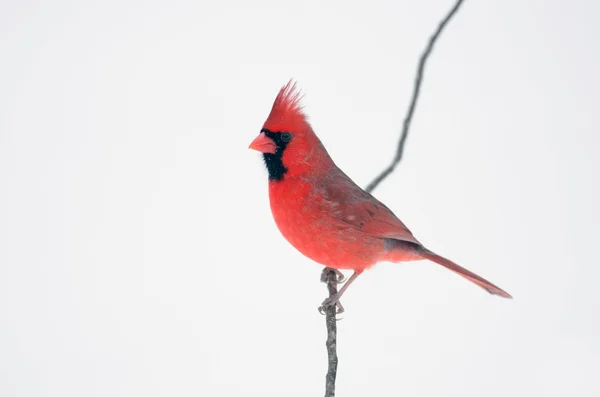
[1,0,599,396]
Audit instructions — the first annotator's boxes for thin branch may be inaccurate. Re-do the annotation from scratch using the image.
[321,268,339,397]
[321,1,466,396]
[365,0,465,194]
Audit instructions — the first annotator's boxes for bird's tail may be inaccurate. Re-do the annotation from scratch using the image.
[420,248,512,299]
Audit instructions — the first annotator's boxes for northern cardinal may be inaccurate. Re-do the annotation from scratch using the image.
[249,81,511,312]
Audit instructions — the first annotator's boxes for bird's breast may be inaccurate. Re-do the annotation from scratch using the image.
[268,179,384,270]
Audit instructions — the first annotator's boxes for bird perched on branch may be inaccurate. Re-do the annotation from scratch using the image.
[249,81,511,313]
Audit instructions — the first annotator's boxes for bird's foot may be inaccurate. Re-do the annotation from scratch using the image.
[320,268,346,284]
[318,294,345,315]
[333,269,345,284]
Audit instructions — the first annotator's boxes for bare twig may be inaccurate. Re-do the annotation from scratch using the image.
[321,268,339,397]
[365,0,465,194]
[321,1,466,396]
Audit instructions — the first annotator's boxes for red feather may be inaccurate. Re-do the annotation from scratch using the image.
[263,80,307,133]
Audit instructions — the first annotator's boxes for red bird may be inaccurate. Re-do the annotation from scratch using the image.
[249,81,511,312]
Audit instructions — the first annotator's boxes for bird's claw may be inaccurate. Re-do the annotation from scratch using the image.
[320,268,346,284]
[333,269,345,284]
[318,295,345,315]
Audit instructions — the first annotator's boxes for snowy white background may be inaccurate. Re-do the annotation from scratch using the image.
[1,0,599,396]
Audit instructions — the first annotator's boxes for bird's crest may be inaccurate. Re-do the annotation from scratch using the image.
[262,80,309,132]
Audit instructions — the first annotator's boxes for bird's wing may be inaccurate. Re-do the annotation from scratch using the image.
[320,173,421,245]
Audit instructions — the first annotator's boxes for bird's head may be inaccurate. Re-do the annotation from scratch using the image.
[249,80,332,181]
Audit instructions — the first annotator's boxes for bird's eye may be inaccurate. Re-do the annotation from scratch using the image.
[281,132,292,142]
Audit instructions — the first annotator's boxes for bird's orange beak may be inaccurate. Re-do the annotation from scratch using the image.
[248,132,277,154]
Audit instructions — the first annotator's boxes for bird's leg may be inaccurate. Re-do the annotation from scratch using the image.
[319,271,362,314]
